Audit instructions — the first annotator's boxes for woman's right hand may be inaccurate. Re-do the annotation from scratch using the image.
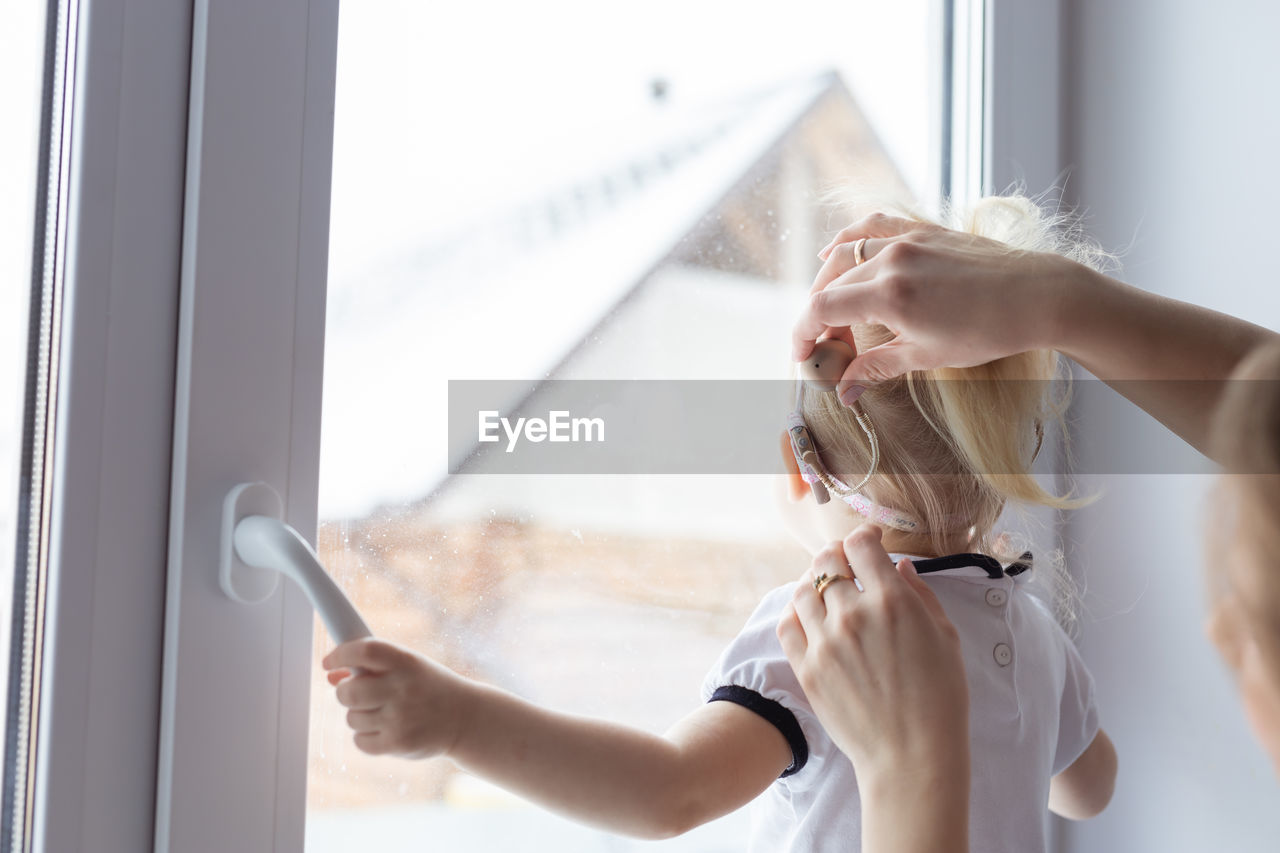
[794,214,1095,403]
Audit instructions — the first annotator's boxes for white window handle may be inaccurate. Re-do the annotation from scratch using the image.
[220,482,372,644]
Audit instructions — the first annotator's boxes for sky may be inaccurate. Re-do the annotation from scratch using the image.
[327,0,937,287]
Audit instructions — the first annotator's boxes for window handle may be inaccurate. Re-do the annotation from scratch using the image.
[220,482,373,644]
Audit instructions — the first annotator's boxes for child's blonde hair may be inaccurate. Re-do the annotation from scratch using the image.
[1210,340,1280,665]
[804,193,1106,569]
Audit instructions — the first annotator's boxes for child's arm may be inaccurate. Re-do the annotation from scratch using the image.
[1048,728,1117,820]
[323,638,791,840]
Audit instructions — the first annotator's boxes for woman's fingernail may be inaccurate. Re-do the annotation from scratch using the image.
[838,384,866,406]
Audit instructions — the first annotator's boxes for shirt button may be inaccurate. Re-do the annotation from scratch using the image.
[993,643,1013,666]
[985,588,1008,607]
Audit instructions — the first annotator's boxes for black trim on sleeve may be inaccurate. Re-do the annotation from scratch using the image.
[709,685,809,777]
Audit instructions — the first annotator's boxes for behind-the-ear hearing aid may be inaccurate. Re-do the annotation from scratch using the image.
[799,338,856,392]
[790,337,880,503]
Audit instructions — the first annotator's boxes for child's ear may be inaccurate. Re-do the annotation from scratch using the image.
[779,431,809,503]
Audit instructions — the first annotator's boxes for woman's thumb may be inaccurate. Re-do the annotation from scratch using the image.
[836,341,919,403]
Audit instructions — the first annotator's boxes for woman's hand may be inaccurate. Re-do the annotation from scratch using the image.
[794,214,1092,403]
[777,524,969,777]
[323,638,476,759]
[796,213,1280,456]
[777,525,971,853]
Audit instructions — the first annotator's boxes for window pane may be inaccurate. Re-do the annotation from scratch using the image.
[1,1,65,850]
[312,3,942,850]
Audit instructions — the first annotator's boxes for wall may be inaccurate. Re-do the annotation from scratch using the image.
[1059,2,1280,851]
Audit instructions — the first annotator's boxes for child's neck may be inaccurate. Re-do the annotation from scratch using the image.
[877,527,976,560]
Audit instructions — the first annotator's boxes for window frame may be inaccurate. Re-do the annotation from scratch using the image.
[27,0,192,850]
[153,0,338,850]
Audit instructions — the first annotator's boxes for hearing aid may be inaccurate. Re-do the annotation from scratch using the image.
[799,338,855,392]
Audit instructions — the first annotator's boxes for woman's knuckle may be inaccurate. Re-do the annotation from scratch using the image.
[880,273,916,315]
[808,636,833,665]
[835,607,861,635]
[879,591,908,623]
[879,239,912,266]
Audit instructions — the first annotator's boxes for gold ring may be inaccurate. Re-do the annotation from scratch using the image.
[813,573,853,597]
[853,237,868,267]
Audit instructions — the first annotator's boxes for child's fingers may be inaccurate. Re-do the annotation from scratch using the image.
[326,668,350,686]
[322,637,394,673]
[345,708,382,734]
[353,731,388,755]
[334,673,392,710]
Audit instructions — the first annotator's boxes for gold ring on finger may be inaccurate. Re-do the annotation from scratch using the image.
[814,573,853,598]
[853,237,868,267]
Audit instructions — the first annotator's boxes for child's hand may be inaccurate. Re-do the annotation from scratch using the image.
[322,638,475,760]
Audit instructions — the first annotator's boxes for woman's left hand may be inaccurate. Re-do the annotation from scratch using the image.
[776,525,970,783]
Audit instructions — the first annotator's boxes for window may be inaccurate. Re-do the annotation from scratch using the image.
[309,2,951,850]
[5,1,1041,850]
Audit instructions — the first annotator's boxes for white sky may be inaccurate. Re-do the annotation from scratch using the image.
[328,0,937,286]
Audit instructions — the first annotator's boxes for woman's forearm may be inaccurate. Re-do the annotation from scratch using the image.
[1054,267,1279,456]
[860,765,970,853]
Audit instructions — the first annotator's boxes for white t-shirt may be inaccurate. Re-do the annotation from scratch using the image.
[701,553,1099,853]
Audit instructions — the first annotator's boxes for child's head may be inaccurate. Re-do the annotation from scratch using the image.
[781,194,1098,558]
[1206,340,1280,771]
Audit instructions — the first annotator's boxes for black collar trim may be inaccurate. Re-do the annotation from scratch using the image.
[910,551,1034,579]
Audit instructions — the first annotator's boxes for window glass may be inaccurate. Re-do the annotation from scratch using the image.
[312,3,942,849]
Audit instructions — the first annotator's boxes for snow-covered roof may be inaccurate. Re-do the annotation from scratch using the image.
[319,74,839,520]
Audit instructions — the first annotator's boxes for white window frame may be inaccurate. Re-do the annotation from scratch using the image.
[28,1,1063,850]
[32,0,193,850]
[33,0,339,850]
[154,0,338,850]
[984,0,1065,195]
